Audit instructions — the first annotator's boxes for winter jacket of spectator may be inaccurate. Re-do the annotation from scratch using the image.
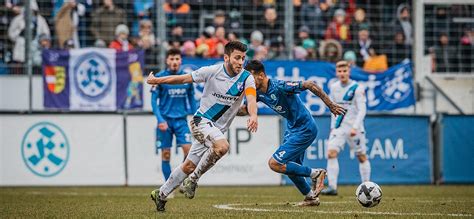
[109,39,134,52]
[91,5,126,44]
[391,4,413,45]
[325,20,351,43]
[55,3,85,49]
[8,9,50,63]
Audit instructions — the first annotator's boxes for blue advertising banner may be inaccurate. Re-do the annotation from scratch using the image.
[43,48,144,111]
[441,115,474,183]
[281,115,432,184]
[181,59,415,114]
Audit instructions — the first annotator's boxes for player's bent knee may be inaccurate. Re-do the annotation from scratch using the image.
[268,158,284,173]
[327,149,339,159]
[213,140,230,156]
[161,149,171,161]
[181,160,197,174]
[357,154,367,162]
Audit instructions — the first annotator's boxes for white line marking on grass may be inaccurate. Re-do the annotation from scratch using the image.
[213,203,473,217]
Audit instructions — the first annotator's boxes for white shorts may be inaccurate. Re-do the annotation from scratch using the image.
[327,125,367,155]
[187,116,226,165]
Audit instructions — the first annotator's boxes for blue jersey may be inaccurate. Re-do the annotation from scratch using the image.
[150,69,197,123]
[257,79,316,131]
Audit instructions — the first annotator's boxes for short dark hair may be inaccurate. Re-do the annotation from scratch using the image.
[166,48,181,58]
[224,41,247,56]
[245,60,265,75]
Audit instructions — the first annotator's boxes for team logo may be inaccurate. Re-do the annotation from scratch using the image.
[237,82,244,92]
[270,94,277,100]
[381,68,412,104]
[21,122,69,177]
[73,52,113,101]
[44,66,66,94]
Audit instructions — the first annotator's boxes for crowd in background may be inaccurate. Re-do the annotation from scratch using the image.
[0,0,472,75]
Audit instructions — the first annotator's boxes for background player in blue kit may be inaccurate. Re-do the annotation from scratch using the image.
[151,48,196,194]
[240,60,346,206]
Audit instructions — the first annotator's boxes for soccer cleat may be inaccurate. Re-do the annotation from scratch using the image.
[182,178,198,199]
[178,183,185,194]
[150,189,167,212]
[320,187,338,196]
[310,168,327,197]
[297,196,320,207]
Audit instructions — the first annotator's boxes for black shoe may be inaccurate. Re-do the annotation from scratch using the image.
[150,189,167,212]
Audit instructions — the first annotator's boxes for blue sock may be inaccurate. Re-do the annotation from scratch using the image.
[162,160,171,180]
[285,161,312,177]
[288,175,311,195]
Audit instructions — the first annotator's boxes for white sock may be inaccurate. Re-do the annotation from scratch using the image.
[327,158,339,190]
[359,160,371,182]
[189,149,222,183]
[160,165,188,199]
[305,190,315,198]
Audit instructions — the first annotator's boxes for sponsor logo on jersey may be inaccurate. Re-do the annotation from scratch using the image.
[212,93,240,101]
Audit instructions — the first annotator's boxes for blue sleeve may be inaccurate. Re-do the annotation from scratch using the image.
[277,80,305,94]
[151,87,165,123]
[187,83,197,114]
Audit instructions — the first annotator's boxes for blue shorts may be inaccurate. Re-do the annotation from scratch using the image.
[156,117,191,149]
[272,126,318,165]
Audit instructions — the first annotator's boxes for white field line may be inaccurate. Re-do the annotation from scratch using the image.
[213,203,473,217]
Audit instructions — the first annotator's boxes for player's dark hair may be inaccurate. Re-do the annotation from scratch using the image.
[166,48,181,58]
[245,60,265,75]
[224,41,247,56]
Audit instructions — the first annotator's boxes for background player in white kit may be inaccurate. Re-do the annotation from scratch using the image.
[146,41,258,212]
[321,61,371,196]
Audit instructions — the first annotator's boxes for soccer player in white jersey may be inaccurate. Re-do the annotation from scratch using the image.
[147,41,258,212]
[321,60,371,196]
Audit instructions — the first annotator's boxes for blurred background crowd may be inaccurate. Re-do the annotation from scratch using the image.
[0,0,472,75]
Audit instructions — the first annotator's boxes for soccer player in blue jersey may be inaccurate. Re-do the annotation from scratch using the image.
[240,60,346,206]
[150,48,196,197]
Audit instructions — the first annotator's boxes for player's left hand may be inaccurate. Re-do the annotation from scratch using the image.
[350,128,357,137]
[330,103,346,116]
[247,115,258,133]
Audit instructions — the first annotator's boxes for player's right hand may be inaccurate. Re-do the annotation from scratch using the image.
[147,72,159,85]
[247,115,258,133]
[330,103,346,116]
[158,122,168,131]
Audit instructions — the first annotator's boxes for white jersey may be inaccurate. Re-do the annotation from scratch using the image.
[329,80,367,131]
[191,64,255,133]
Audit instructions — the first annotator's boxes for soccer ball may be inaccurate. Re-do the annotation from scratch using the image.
[355,181,382,208]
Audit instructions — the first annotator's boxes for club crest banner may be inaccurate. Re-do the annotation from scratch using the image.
[43,48,144,111]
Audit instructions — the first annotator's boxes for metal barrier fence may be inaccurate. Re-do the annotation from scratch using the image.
[1,0,472,76]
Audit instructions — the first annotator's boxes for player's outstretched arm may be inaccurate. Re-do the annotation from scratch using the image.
[302,80,346,116]
[146,72,193,85]
[246,94,258,132]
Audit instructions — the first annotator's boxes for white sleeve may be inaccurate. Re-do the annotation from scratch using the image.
[329,84,336,129]
[244,74,256,90]
[191,65,215,83]
[352,85,367,130]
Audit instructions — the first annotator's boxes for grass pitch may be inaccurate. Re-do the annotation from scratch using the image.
[1,185,473,218]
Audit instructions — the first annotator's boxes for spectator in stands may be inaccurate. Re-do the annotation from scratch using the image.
[31,33,51,67]
[63,38,75,50]
[164,0,193,40]
[325,8,351,44]
[247,30,266,60]
[350,8,373,42]
[182,40,196,58]
[391,3,413,46]
[459,28,472,72]
[211,10,228,31]
[267,40,286,60]
[55,0,85,49]
[258,7,284,48]
[388,32,411,66]
[169,35,182,51]
[294,46,308,61]
[300,0,325,40]
[91,0,126,45]
[353,27,374,67]
[297,26,317,59]
[137,19,157,66]
[8,2,50,64]
[363,45,388,73]
[94,39,107,48]
[109,24,133,52]
[432,33,459,72]
[132,0,154,35]
[214,26,228,58]
[195,28,215,58]
[343,50,357,66]
[319,39,342,63]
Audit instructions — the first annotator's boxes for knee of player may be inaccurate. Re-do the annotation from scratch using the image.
[161,149,171,161]
[268,158,283,173]
[181,160,197,174]
[214,141,230,156]
[327,149,338,159]
[357,154,367,162]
